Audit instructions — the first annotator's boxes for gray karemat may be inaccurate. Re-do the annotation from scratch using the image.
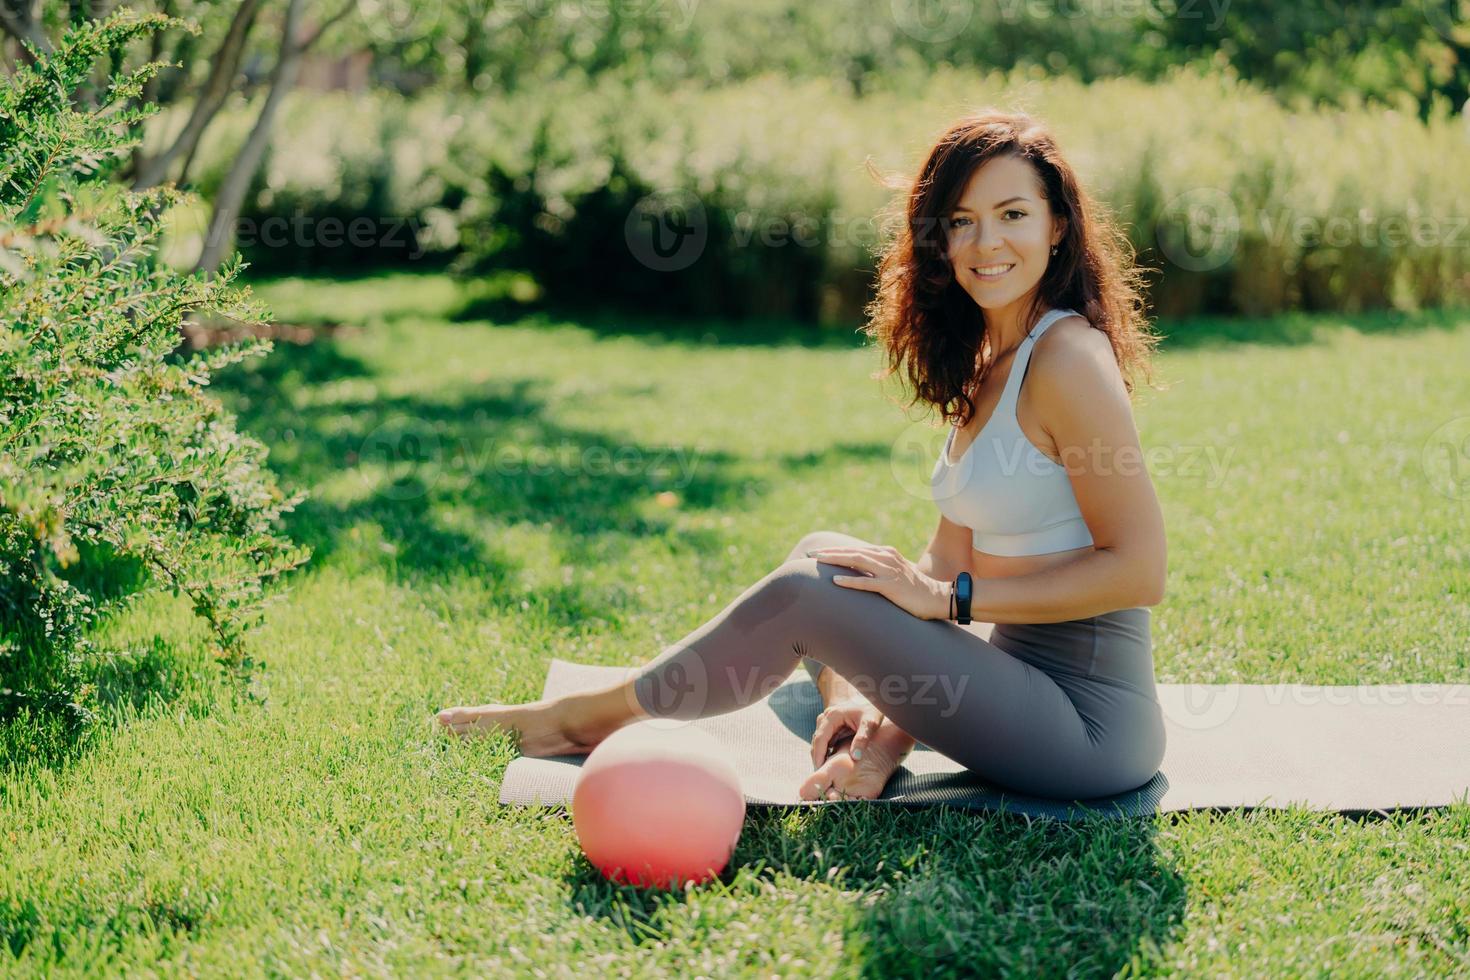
[497,658,1470,819]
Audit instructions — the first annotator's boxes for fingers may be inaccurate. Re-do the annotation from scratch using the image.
[810,711,854,768]
[851,716,881,760]
[810,713,832,769]
[810,545,901,561]
[810,549,884,575]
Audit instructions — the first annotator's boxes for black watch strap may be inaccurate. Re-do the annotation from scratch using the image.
[954,572,973,625]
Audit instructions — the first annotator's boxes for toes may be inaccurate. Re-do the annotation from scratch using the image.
[800,759,844,801]
[799,770,827,801]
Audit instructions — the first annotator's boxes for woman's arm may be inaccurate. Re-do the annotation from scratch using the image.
[914,513,974,585]
[972,324,1167,624]
[970,546,1163,624]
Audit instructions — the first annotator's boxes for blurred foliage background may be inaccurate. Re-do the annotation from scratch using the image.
[4,0,1468,323]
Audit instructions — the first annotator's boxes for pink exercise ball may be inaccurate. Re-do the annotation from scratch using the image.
[572,721,746,890]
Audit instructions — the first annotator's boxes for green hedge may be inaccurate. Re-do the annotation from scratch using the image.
[1,13,309,757]
[172,68,1470,320]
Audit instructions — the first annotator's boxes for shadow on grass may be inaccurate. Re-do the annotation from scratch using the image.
[0,881,214,964]
[1,636,216,776]
[450,295,871,351]
[560,807,1186,977]
[209,337,779,622]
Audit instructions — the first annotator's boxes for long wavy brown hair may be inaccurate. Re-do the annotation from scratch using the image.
[863,110,1161,429]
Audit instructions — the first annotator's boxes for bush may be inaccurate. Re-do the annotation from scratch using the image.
[0,12,310,746]
[174,69,1470,322]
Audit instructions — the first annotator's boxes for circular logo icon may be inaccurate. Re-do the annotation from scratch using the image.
[1155,187,1241,272]
[624,190,708,272]
[355,0,444,43]
[1420,0,1466,44]
[891,0,974,43]
[1423,415,1470,500]
[357,417,441,501]
[624,653,709,730]
[890,418,964,504]
[1159,684,1240,732]
[885,875,973,960]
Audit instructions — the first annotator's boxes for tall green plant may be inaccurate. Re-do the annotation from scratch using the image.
[0,11,310,742]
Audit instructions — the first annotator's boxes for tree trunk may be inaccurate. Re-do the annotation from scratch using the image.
[192,0,353,275]
[193,0,306,275]
[133,0,261,191]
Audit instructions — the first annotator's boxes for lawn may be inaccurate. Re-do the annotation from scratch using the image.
[2,273,1468,976]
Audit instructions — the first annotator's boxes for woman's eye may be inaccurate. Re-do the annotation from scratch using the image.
[1003,210,1027,220]
[951,216,970,227]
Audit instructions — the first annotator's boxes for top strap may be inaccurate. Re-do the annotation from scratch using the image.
[998,308,1076,413]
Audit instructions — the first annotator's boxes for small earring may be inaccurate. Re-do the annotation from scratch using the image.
[1050,245,1058,256]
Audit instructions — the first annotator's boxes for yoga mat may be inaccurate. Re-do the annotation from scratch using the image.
[496,659,1470,819]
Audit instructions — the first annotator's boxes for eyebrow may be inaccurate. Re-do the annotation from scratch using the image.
[951,196,1032,213]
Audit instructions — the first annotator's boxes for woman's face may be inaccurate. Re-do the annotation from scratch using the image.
[944,153,1065,314]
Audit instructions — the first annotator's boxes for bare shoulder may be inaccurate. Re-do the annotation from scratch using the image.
[1037,313,1114,361]
[1033,314,1124,389]
[1030,314,1131,423]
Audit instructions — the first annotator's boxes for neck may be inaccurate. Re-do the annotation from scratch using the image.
[981,294,1039,360]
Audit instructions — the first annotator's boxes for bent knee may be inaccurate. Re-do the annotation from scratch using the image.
[793,530,839,554]
[792,529,869,558]
[761,555,861,608]
[765,556,827,596]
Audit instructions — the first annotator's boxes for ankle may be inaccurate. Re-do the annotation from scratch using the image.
[559,692,628,745]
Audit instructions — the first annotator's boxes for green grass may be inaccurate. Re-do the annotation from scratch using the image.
[3,272,1468,976]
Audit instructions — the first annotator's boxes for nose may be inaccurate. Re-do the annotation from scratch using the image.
[974,217,1005,253]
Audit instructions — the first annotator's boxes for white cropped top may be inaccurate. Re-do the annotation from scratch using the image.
[930,308,1096,557]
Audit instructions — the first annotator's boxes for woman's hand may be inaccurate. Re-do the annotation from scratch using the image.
[807,544,950,621]
[809,697,887,770]
[802,697,918,801]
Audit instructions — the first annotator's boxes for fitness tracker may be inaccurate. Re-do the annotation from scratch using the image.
[952,572,973,625]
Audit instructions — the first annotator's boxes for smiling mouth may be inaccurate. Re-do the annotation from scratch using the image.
[971,263,1015,279]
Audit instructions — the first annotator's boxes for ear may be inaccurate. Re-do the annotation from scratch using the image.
[1051,216,1068,249]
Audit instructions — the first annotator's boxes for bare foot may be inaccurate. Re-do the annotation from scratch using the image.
[799,719,916,802]
[435,699,605,756]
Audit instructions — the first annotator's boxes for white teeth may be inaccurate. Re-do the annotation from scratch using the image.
[973,264,1014,276]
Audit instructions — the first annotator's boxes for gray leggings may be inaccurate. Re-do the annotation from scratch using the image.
[630,530,1165,800]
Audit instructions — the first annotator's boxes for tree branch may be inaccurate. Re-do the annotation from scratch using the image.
[192,0,306,273]
[298,0,355,52]
[0,0,51,65]
[133,0,261,190]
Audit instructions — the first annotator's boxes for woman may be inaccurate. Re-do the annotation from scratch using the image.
[437,110,1169,803]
